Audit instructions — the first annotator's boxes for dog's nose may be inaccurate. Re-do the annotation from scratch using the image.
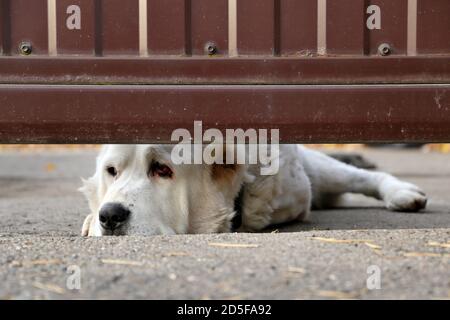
[99,203,130,230]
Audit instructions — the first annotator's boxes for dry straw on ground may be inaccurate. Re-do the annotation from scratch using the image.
[101,259,145,266]
[32,282,66,294]
[208,242,259,248]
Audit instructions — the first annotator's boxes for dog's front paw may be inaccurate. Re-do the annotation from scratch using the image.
[81,214,94,236]
[385,184,427,212]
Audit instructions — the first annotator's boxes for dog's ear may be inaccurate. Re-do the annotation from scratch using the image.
[209,144,254,186]
[211,163,242,182]
[78,176,100,214]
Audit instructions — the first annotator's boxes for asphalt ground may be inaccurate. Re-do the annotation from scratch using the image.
[0,148,449,299]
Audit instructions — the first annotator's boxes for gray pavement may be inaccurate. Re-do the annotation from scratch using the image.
[0,148,449,299]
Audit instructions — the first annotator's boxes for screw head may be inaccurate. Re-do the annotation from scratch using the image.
[378,43,391,56]
[204,42,217,55]
[19,41,32,55]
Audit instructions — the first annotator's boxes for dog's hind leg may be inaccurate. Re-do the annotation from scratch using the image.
[299,146,427,212]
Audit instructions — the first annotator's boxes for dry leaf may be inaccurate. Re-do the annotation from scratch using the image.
[0,145,100,152]
[424,144,450,154]
[45,163,56,172]
[32,282,65,294]
[309,144,365,151]
[101,259,144,266]
[208,242,259,248]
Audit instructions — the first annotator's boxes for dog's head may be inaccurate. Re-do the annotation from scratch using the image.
[80,145,249,236]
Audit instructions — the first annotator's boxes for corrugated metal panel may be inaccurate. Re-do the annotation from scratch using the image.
[417,0,450,54]
[0,0,448,143]
[0,1,446,61]
[56,0,95,55]
[237,0,276,55]
[147,0,186,55]
[366,0,408,55]
[0,1,4,54]
[326,0,365,55]
[279,0,317,56]
[190,0,229,56]
[0,0,448,58]
[98,0,140,55]
[8,0,49,55]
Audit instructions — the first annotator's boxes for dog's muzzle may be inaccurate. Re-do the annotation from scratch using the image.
[99,202,130,233]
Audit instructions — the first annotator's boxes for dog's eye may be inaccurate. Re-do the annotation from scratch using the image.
[106,166,117,177]
[150,161,173,179]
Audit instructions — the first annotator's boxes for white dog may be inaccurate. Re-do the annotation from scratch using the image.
[80,145,427,236]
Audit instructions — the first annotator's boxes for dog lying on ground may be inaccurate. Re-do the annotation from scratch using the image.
[81,145,427,236]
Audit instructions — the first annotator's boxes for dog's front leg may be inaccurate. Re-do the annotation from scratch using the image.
[81,213,94,236]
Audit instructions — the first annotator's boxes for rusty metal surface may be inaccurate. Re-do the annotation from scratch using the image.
[237,0,276,55]
[326,0,365,55]
[6,0,48,55]
[57,0,95,55]
[279,0,317,56]
[0,84,449,144]
[190,0,228,56]
[0,0,5,54]
[366,0,408,55]
[98,0,140,55]
[0,1,449,144]
[417,0,450,54]
[0,1,448,64]
[148,0,186,55]
[0,56,448,85]
[0,0,448,58]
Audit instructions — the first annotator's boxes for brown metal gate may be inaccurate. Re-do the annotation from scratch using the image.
[0,0,449,143]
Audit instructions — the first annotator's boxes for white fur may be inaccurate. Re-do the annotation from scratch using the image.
[80,145,427,236]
